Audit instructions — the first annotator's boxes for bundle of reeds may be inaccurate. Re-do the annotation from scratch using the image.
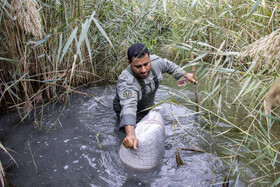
[238,29,280,72]
[0,0,43,116]
[11,0,42,39]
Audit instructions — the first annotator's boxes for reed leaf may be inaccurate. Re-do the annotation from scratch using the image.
[272,177,280,186]
[273,152,278,166]
[211,52,239,56]
[85,35,92,66]
[59,27,78,65]
[239,79,260,98]
[56,33,63,65]
[191,0,198,11]
[213,128,232,137]
[4,82,19,100]
[217,94,222,114]
[162,0,167,14]
[92,17,114,49]
[1,2,13,20]
[177,42,199,52]
[100,2,112,18]
[253,110,280,122]
[248,0,261,18]
[232,76,251,103]
[75,35,82,63]
[196,41,221,51]
[28,35,50,48]
[201,84,219,104]
[77,11,96,63]
[0,72,28,102]
[0,57,15,63]
[244,59,257,76]
[182,53,208,69]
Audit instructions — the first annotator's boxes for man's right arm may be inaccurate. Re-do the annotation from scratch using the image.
[116,74,139,150]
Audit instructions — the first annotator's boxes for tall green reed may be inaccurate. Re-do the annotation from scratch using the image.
[154,1,280,185]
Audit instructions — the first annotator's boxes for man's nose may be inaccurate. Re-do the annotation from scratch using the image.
[140,66,146,72]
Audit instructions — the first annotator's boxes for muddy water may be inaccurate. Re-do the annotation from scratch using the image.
[0,85,232,187]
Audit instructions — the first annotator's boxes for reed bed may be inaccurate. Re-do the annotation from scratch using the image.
[0,0,279,186]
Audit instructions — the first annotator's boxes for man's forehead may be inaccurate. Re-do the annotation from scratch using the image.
[132,55,150,64]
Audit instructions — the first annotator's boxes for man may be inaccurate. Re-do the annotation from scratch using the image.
[113,43,197,150]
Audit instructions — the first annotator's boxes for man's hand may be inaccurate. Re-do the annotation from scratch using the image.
[123,125,138,150]
[185,73,198,84]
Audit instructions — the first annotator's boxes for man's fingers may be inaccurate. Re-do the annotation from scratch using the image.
[123,136,137,149]
[191,75,197,83]
[123,139,131,148]
[133,139,138,150]
[185,73,198,84]
[122,136,138,150]
[191,77,198,84]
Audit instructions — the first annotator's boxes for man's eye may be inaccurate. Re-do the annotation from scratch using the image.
[144,62,150,66]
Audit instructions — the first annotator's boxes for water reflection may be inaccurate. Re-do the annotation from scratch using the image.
[0,85,228,186]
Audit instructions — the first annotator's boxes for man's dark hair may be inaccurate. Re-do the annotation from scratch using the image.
[127,43,150,63]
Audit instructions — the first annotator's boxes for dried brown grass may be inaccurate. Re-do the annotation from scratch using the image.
[11,0,42,39]
[238,29,280,71]
[0,0,44,115]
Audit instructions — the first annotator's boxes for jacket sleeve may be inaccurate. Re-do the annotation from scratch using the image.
[152,55,185,80]
[116,76,139,130]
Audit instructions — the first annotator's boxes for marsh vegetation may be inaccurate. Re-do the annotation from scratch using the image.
[0,0,280,186]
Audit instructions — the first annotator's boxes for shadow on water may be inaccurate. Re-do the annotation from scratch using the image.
[0,84,246,186]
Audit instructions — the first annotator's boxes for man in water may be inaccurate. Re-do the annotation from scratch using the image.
[113,43,197,150]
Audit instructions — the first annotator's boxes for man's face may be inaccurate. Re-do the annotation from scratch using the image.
[130,53,151,79]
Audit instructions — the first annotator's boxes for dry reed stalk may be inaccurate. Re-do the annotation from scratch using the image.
[0,161,4,187]
[11,0,42,39]
[238,29,280,71]
[23,94,32,114]
[189,39,199,113]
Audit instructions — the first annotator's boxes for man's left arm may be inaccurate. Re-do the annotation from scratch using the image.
[155,55,197,83]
